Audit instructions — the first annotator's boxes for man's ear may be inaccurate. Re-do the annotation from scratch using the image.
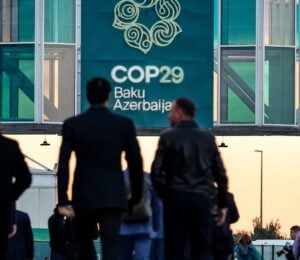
[177,108,185,119]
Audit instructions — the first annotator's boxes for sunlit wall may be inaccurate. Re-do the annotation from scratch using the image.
[7,134,300,235]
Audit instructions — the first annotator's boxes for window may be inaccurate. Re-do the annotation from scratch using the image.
[0,44,34,121]
[220,47,256,123]
[0,0,35,42]
[221,0,256,45]
[44,0,75,43]
[264,0,295,46]
[264,47,295,124]
[43,45,75,122]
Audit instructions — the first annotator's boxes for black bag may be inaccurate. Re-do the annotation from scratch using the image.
[123,174,152,223]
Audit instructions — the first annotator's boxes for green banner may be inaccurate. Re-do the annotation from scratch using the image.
[82,0,213,128]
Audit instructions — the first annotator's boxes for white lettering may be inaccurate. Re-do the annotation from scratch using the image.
[111,65,184,83]
[112,99,172,113]
[111,65,127,83]
[128,66,144,83]
[114,87,145,99]
[114,87,123,98]
[113,99,123,110]
[123,101,130,110]
[145,66,160,83]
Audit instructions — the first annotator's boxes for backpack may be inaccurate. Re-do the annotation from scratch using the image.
[122,173,152,223]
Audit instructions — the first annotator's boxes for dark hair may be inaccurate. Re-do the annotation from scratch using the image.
[175,97,196,118]
[239,233,252,245]
[290,225,300,232]
[86,77,111,105]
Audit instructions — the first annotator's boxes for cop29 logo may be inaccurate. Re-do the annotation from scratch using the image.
[113,0,182,54]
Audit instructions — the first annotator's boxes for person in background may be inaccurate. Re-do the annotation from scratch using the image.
[151,97,228,259]
[150,189,164,260]
[0,134,32,259]
[291,225,300,260]
[276,226,300,260]
[48,205,74,260]
[120,170,160,260]
[57,77,144,260]
[213,192,239,260]
[6,209,34,260]
[234,233,260,260]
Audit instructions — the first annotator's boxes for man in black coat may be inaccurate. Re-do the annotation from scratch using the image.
[0,135,31,259]
[151,97,228,260]
[213,192,239,260]
[57,77,144,260]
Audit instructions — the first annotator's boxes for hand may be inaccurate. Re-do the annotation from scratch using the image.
[215,208,228,226]
[57,205,76,218]
[8,224,17,239]
[150,231,157,239]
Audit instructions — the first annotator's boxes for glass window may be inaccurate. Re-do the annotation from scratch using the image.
[43,45,75,122]
[297,1,299,47]
[264,0,295,46]
[221,0,256,45]
[296,1,299,124]
[214,71,218,123]
[264,47,295,124]
[0,44,34,121]
[220,47,256,123]
[44,0,75,43]
[0,0,34,42]
[214,0,218,48]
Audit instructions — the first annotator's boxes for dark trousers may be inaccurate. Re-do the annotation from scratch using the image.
[50,253,65,260]
[73,208,123,260]
[213,251,231,260]
[164,191,214,260]
[151,238,164,260]
[0,233,7,260]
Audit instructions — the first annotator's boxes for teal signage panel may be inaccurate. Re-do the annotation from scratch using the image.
[81,0,213,128]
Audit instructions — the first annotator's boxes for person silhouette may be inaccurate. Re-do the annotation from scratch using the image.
[57,77,144,260]
[0,134,31,258]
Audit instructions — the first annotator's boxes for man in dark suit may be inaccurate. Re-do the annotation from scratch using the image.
[151,97,228,260]
[0,135,31,259]
[57,77,144,260]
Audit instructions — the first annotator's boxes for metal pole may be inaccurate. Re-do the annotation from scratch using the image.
[260,151,263,227]
[255,150,263,227]
[24,154,52,171]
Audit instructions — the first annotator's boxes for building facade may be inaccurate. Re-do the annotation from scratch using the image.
[0,0,77,123]
[217,0,299,126]
[0,0,299,129]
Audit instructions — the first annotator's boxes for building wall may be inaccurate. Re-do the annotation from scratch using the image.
[0,0,299,126]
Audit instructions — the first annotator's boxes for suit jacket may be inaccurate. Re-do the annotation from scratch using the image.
[0,135,31,234]
[151,120,228,208]
[6,210,34,259]
[57,105,143,210]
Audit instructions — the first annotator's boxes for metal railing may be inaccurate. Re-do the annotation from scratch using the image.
[33,239,291,260]
[253,240,294,260]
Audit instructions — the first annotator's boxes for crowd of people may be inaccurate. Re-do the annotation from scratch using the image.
[0,77,299,260]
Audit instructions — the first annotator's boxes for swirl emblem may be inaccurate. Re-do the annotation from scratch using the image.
[113,0,139,29]
[113,0,182,54]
